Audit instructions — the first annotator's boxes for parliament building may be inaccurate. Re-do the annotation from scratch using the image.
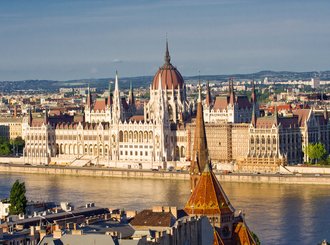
[22,42,330,173]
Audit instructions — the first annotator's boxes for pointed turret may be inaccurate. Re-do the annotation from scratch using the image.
[190,81,209,191]
[28,109,33,126]
[115,70,119,91]
[44,108,49,125]
[112,71,123,123]
[205,81,212,107]
[128,81,135,106]
[164,39,171,65]
[86,84,92,109]
[251,80,257,104]
[107,82,113,107]
[229,79,235,105]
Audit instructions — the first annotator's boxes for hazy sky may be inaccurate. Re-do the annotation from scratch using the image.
[1,0,330,81]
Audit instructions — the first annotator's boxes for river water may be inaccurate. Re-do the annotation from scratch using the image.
[0,172,329,244]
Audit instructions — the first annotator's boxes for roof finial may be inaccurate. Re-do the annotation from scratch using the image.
[165,35,171,65]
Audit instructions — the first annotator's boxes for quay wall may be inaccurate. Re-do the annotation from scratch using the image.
[1,163,330,185]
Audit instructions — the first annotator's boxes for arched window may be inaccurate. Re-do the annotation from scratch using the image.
[119,131,123,142]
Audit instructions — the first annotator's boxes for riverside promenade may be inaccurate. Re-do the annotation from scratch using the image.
[1,163,330,185]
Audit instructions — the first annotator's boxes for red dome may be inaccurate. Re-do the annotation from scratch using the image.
[151,42,184,90]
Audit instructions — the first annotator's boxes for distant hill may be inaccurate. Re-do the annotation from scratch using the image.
[1,70,329,92]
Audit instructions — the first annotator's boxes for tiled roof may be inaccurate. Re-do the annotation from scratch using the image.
[213,96,229,111]
[93,98,107,111]
[130,209,176,228]
[185,164,235,216]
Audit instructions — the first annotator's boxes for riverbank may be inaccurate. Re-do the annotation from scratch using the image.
[1,163,330,185]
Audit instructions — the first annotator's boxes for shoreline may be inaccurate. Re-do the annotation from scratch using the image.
[1,163,330,185]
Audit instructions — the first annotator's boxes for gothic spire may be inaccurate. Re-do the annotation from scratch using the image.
[115,70,119,91]
[86,84,92,108]
[190,82,209,190]
[164,39,171,65]
[28,109,33,126]
[205,81,212,107]
[128,81,135,106]
[251,80,257,104]
[229,79,235,105]
[107,81,112,107]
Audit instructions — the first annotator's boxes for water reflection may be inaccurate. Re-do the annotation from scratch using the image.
[0,173,329,244]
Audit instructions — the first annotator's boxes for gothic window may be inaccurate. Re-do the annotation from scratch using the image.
[119,131,123,142]
[144,132,148,142]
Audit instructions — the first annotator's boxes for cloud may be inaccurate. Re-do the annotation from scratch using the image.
[112,59,123,63]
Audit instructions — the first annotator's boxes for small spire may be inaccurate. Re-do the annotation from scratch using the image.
[251,80,257,104]
[164,38,171,65]
[28,109,33,126]
[229,78,235,105]
[205,81,212,107]
[115,70,119,91]
[86,83,92,108]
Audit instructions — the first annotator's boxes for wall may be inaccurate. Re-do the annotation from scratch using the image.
[1,163,330,185]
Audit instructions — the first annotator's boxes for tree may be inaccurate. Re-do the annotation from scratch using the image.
[304,143,328,164]
[10,136,25,155]
[0,137,11,156]
[9,180,27,215]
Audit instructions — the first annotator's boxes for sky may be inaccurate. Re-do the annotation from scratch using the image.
[0,0,330,81]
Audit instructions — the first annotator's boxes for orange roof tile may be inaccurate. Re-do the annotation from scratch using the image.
[185,164,235,216]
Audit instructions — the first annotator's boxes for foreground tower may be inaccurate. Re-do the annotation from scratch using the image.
[190,83,209,191]
[185,84,257,244]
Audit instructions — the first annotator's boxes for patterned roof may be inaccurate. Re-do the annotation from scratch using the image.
[185,164,235,216]
[151,41,184,90]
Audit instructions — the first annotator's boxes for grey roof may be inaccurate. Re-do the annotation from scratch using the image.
[39,233,116,245]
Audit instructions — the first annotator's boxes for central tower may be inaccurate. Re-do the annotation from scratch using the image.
[144,40,189,124]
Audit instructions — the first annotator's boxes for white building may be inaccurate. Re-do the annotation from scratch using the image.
[23,42,192,169]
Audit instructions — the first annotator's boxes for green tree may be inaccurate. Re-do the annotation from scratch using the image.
[10,136,25,155]
[9,180,27,215]
[0,136,11,156]
[304,143,328,164]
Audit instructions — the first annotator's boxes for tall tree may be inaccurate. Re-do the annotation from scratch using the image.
[9,180,27,215]
[304,143,328,163]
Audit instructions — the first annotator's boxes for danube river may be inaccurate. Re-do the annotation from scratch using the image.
[0,172,329,244]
